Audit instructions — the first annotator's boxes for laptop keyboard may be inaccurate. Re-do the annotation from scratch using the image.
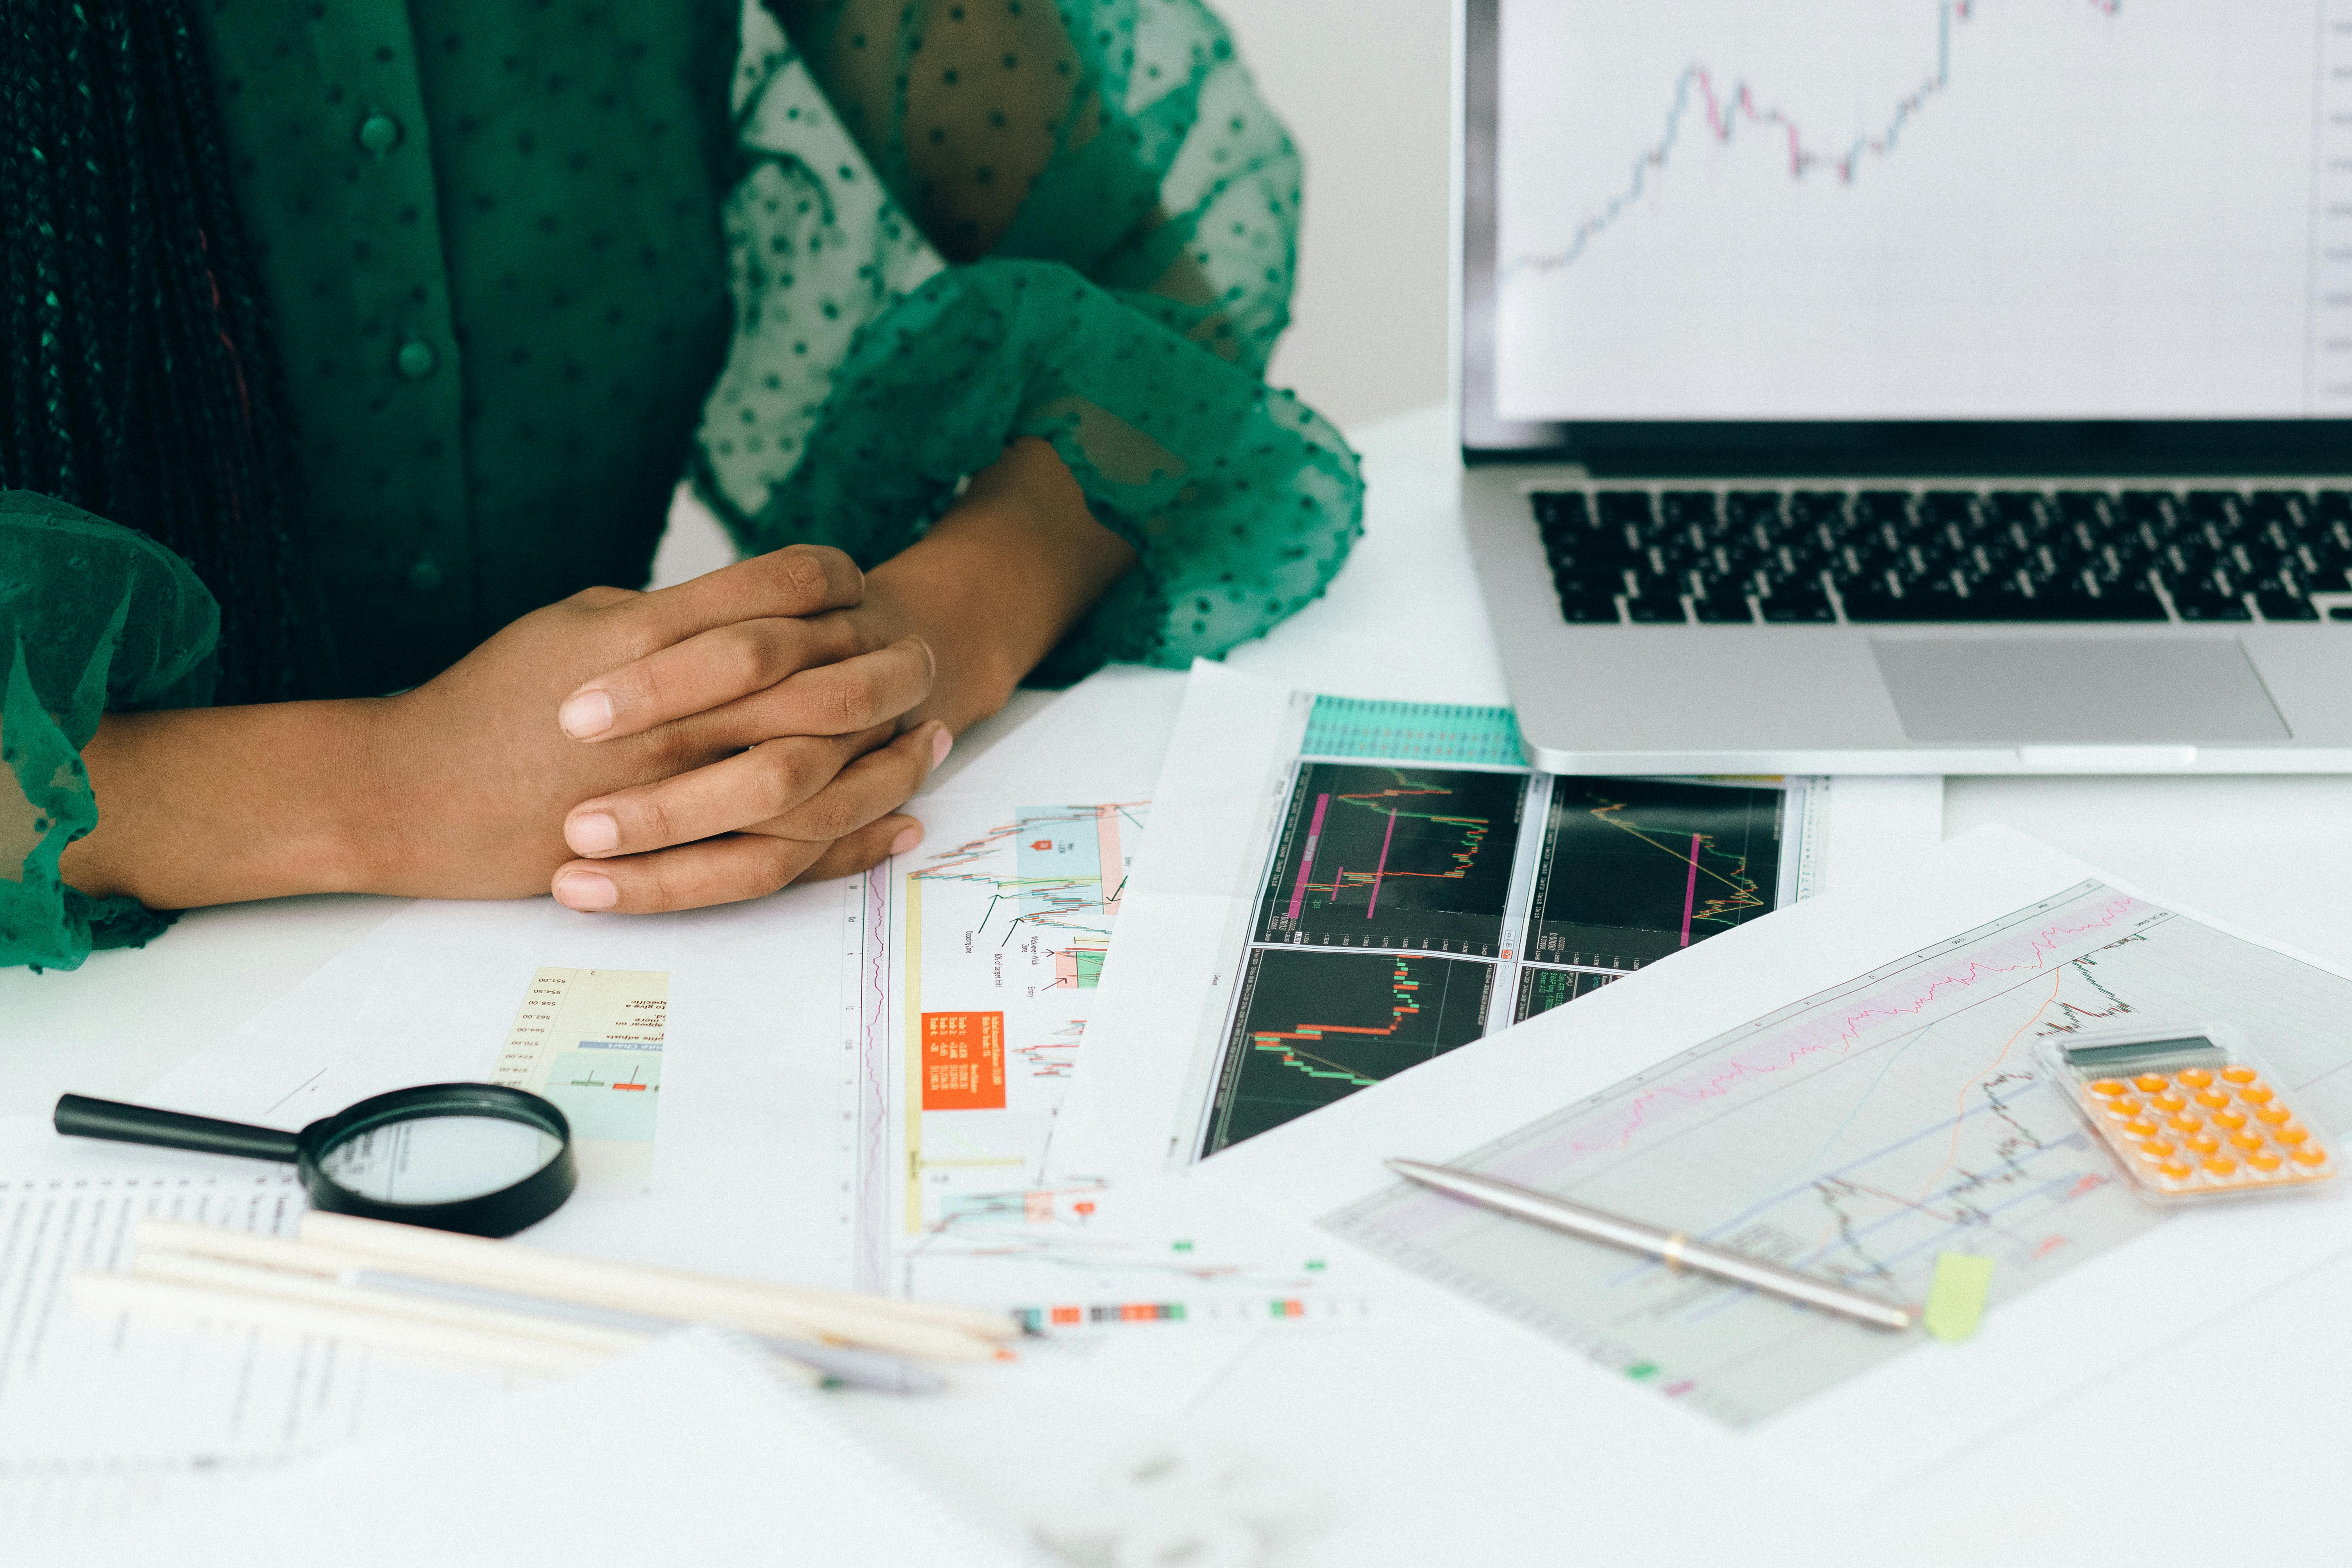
[1531,487,2352,626]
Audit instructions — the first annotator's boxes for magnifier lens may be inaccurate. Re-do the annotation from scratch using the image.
[54,1082,578,1235]
[317,1114,566,1205]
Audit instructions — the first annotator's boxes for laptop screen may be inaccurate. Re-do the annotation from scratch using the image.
[1462,0,2352,472]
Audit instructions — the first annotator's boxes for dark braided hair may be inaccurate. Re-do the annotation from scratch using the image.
[3,0,302,702]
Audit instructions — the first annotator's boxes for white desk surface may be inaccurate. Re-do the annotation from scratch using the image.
[9,404,2352,1563]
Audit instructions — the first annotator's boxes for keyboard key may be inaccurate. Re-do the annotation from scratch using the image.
[1595,492,1656,538]
[1689,585,1753,624]
[2254,589,2320,621]
[1757,574,1836,622]
[1659,491,1719,531]
[2166,567,2253,621]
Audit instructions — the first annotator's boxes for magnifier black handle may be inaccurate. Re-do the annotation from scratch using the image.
[54,1094,300,1164]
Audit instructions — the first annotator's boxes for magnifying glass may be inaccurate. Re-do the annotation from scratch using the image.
[52,1083,577,1237]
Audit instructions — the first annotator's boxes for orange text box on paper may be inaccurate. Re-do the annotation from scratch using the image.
[920,1011,1006,1110]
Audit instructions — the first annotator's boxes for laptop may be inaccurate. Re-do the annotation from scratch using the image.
[1457,0,2352,773]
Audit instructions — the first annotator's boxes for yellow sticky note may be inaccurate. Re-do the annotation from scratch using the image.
[1923,1252,1996,1342]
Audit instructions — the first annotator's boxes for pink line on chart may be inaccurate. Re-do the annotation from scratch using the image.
[1365,809,1400,920]
[1285,793,1331,919]
[1678,833,1700,947]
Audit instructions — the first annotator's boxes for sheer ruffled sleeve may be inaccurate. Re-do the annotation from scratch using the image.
[0,492,219,971]
[693,0,1360,678]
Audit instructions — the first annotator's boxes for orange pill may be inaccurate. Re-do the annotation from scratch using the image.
[2167,1112,2202,1134]
[2134,1074,2170,1092]
[2249,1149,2284,1173]
[2275,1124,2311,1145]
[2186,1133,2222,1155]
[2229,1130,2265,1153]
[2195,1088,2230,1110]
[2240,1085,2275,1105]
[2089,1078,2131,1098]
[2255,1104,2293,1125]
[2153,1092,2188,1112]
[2222,1066,2259,1084]
[2202,1155,2238,1177]
[2213,1109,2248,1131]
[2101,1098,2141,1119]
[2123,1117,2160,1138]
[2291,1145,2329,1167]
[2179,1068,2214,1088]
[2159,1159,2195,1181]
[2138,1139,2175,1159]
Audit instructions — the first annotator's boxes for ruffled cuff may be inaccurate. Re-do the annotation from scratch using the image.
[1,492,219,971]
[744,259,1362,684]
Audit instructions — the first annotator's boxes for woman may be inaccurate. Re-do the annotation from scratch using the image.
[0,0,1360,969]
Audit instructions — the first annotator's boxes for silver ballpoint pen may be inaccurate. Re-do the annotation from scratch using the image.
[1385,1159,1914,1332]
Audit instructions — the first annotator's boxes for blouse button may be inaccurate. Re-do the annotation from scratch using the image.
[396,338,437,379]
[357,113,404,157]
[406,555,444,594]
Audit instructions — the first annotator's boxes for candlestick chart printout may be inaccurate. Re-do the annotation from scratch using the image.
[1529,780,1786,971]
[1204,952,1498,1156]
[1199,732,1807,1157]
[1255,764,1527,955]
[1494,0,2352,418]
[1325,881,2352,1426]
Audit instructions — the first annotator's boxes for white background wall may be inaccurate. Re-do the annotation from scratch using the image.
[1212,0,1455,429]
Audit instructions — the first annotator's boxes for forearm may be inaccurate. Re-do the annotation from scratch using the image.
[59,699,395,909]
[859,437,1137,731]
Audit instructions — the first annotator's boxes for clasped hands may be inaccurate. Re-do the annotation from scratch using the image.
[384,542,949,914]
[61,436,1130,916]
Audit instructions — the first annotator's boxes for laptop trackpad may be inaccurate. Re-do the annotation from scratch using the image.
[1870,636,2291,744]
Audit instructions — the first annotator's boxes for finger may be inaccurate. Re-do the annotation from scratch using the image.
[551,834,829,914]
[686,636,935,750]
[558,613,867,742]
[627,545,863,643]
[789,812,925,886]
[752,722,948,845]
[563,731,870,858]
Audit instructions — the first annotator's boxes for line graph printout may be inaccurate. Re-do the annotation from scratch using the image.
[1494,0,2352,419]
[888,801,1146,1242]
[1324,879,2352,1427]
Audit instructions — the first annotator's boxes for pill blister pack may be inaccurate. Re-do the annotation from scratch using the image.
[2043,1028,2336,1202]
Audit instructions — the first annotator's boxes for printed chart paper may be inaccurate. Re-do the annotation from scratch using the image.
[0,1124,510,1534]
[1196,830,2352,1475]
[842,670,1377,1339]
[1051,663,1942,1183]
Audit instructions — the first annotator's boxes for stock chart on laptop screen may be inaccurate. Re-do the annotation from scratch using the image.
[1494,0,2352,423]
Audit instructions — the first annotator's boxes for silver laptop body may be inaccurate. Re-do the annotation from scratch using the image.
[1457,0,2352,774]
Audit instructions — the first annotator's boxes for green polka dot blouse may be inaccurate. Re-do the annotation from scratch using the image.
[0,0,1362,970]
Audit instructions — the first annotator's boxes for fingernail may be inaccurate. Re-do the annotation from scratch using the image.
[930,725,953,767]
[890,826,922,856]
[567,812,619,856]
[559,689,615,739]
[554,870,617,910]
